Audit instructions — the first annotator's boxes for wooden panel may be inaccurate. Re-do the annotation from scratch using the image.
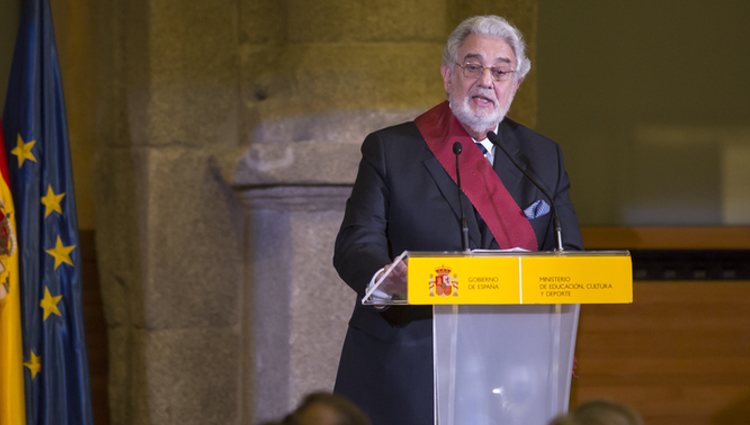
[571,280,750,425]
[581,226,750,249]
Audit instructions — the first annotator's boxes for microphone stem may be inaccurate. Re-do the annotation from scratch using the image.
[453,143,470,252]
[554,216,563,252]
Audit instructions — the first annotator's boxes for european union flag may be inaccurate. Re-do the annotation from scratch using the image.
[2,0,94,424]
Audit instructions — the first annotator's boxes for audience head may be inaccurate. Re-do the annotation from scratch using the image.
[283,392,371,425]
[549,399,644,425]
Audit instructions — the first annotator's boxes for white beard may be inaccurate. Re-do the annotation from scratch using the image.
[449,91,513,136]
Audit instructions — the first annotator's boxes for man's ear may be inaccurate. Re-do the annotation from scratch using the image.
[440,64,452,93]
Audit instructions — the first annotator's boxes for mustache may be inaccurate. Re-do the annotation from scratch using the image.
[468,88,497,104]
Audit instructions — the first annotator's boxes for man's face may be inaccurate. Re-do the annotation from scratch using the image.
[441,34,521,137]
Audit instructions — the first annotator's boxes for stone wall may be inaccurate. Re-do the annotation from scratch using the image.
[94,1,538,424]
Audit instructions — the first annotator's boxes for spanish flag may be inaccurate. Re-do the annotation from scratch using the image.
[0,119,25,424]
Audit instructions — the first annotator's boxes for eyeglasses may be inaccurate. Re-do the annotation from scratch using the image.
[455,62,516,82]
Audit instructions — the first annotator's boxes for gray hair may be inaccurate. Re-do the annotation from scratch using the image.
[442,15,531,81]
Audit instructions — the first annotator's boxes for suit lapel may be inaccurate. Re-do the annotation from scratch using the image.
[423,157,483,248]
[493,122,526,199]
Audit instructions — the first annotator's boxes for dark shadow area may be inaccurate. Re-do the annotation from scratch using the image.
[81,230,109,425]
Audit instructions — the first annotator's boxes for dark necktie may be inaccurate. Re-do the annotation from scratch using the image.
[475,142,492,164]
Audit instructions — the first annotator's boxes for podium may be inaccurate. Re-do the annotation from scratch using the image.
[363,250,632,425]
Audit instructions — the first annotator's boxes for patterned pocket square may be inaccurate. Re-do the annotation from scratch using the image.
[524,199,551,219]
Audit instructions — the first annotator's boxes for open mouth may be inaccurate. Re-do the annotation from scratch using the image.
[471,94,496,107]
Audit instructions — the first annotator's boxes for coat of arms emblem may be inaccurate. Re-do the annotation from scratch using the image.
[429,265,458,296]
[0,201,14,301]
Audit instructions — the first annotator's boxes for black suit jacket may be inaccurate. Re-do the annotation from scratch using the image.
[332,116,583,425]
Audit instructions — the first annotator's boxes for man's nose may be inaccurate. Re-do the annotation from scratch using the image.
[477,67,494,86]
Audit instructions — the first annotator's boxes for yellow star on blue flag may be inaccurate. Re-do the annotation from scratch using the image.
[40,287,63,320]
[45,236,76,270]
[23,351,42,380]
[41,184,65,218]
[10,134,37,168]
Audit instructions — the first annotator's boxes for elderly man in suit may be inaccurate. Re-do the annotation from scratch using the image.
[332,15,583,425]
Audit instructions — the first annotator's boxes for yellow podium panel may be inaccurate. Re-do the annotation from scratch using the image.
[408,256,521,304]
[406,251,632,305]
[521,255,633,304]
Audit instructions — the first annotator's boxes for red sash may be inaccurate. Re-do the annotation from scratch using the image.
[414,102,538,251]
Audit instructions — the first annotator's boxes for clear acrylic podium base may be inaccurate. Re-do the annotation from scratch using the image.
[434,304,579,425]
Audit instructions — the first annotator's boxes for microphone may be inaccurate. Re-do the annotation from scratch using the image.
[487,132,564,251]
[452,142,471,252]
